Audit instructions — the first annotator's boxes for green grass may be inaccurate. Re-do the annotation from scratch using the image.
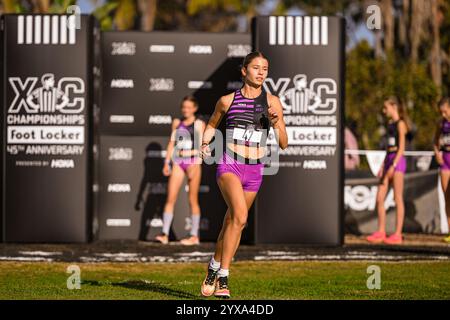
[0,261,449,300]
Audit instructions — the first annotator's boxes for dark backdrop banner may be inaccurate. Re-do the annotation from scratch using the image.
[345,170,442,234]
[252,16,345,244]
[97,32,254,241]
[97,135,255,242]
[1,14,94,242]
[100,32,251,136]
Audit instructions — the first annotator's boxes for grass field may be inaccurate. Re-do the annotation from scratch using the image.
[0,261,449,300]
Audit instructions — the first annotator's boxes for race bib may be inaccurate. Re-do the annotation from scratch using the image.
[232,126,263,144]
[388,137,396,146]
[443,134,450,145]
[177,139,193,150]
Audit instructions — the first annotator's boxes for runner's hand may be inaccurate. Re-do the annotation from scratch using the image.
[162,163,171,176]
[436,152,444,166]
[201,144,211,159]
[268,106,279,126]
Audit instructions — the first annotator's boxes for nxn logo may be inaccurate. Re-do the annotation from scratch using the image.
[17,15,77,45]
[268,16,328,46]
[8,74,85,114]
[150,45,175,53]
[109,115,135,123]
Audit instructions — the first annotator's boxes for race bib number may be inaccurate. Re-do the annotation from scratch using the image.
[442,134,450,145]
[388,137,396,146]
[177,139,193,150]
[232,126,263,143]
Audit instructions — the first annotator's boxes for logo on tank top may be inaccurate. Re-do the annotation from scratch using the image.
[264,73,337,115]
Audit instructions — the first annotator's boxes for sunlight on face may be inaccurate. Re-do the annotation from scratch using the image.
[383,101,396,118]
[181,100,197,118]
[242,56,269,86]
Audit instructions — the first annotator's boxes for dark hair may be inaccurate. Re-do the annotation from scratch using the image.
[385,96,411,132]
[242,51,268,70]
[181,95,198,108]
[438,97,450,108]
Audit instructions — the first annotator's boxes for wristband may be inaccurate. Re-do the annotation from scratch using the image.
[164,159,171,164]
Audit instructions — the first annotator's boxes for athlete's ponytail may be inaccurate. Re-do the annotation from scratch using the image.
[385,96,411,132]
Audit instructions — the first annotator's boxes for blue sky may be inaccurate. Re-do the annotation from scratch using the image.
[78,0,102,14]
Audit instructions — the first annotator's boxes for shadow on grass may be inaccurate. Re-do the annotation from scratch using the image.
[113,280,200,299]
[81,279,200,299]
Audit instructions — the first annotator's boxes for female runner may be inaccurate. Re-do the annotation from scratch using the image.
[200,51,288,298]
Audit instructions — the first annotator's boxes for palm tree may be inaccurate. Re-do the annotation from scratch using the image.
[430,0,442,88]
[380,0,393,51]
[138,0,157,31]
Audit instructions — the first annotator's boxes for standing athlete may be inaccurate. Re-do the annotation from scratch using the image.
[433,97,450,243]
[367,96,410,245]
[199,51,288,298]
[155,96,205,246]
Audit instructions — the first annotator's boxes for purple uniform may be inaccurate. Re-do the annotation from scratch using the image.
[216,88,271,192]
[384,120,407,173]
[440,119,450,171]
[173,119,200,172]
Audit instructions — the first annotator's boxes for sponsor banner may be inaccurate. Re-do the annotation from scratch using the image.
[345,170,442,234]
[1,14,94,242]
[97,32,253,241]
[267,126,336,145]
[100,32,251,136]
[98,136,255,242]
[7,126,84,144]
[253,16,344,244]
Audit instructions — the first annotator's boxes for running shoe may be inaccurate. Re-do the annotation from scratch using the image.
[154,233,169,244]
[443,235,450,243]
[366,231,386,244]
[214,276,230,299]
[384,234,403,245]
[201,267,218,297]
[180,236,200,246]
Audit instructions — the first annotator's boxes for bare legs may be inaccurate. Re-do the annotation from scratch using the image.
[440,170,450,231]
[213,173,257,269]
[375,171,405,235]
